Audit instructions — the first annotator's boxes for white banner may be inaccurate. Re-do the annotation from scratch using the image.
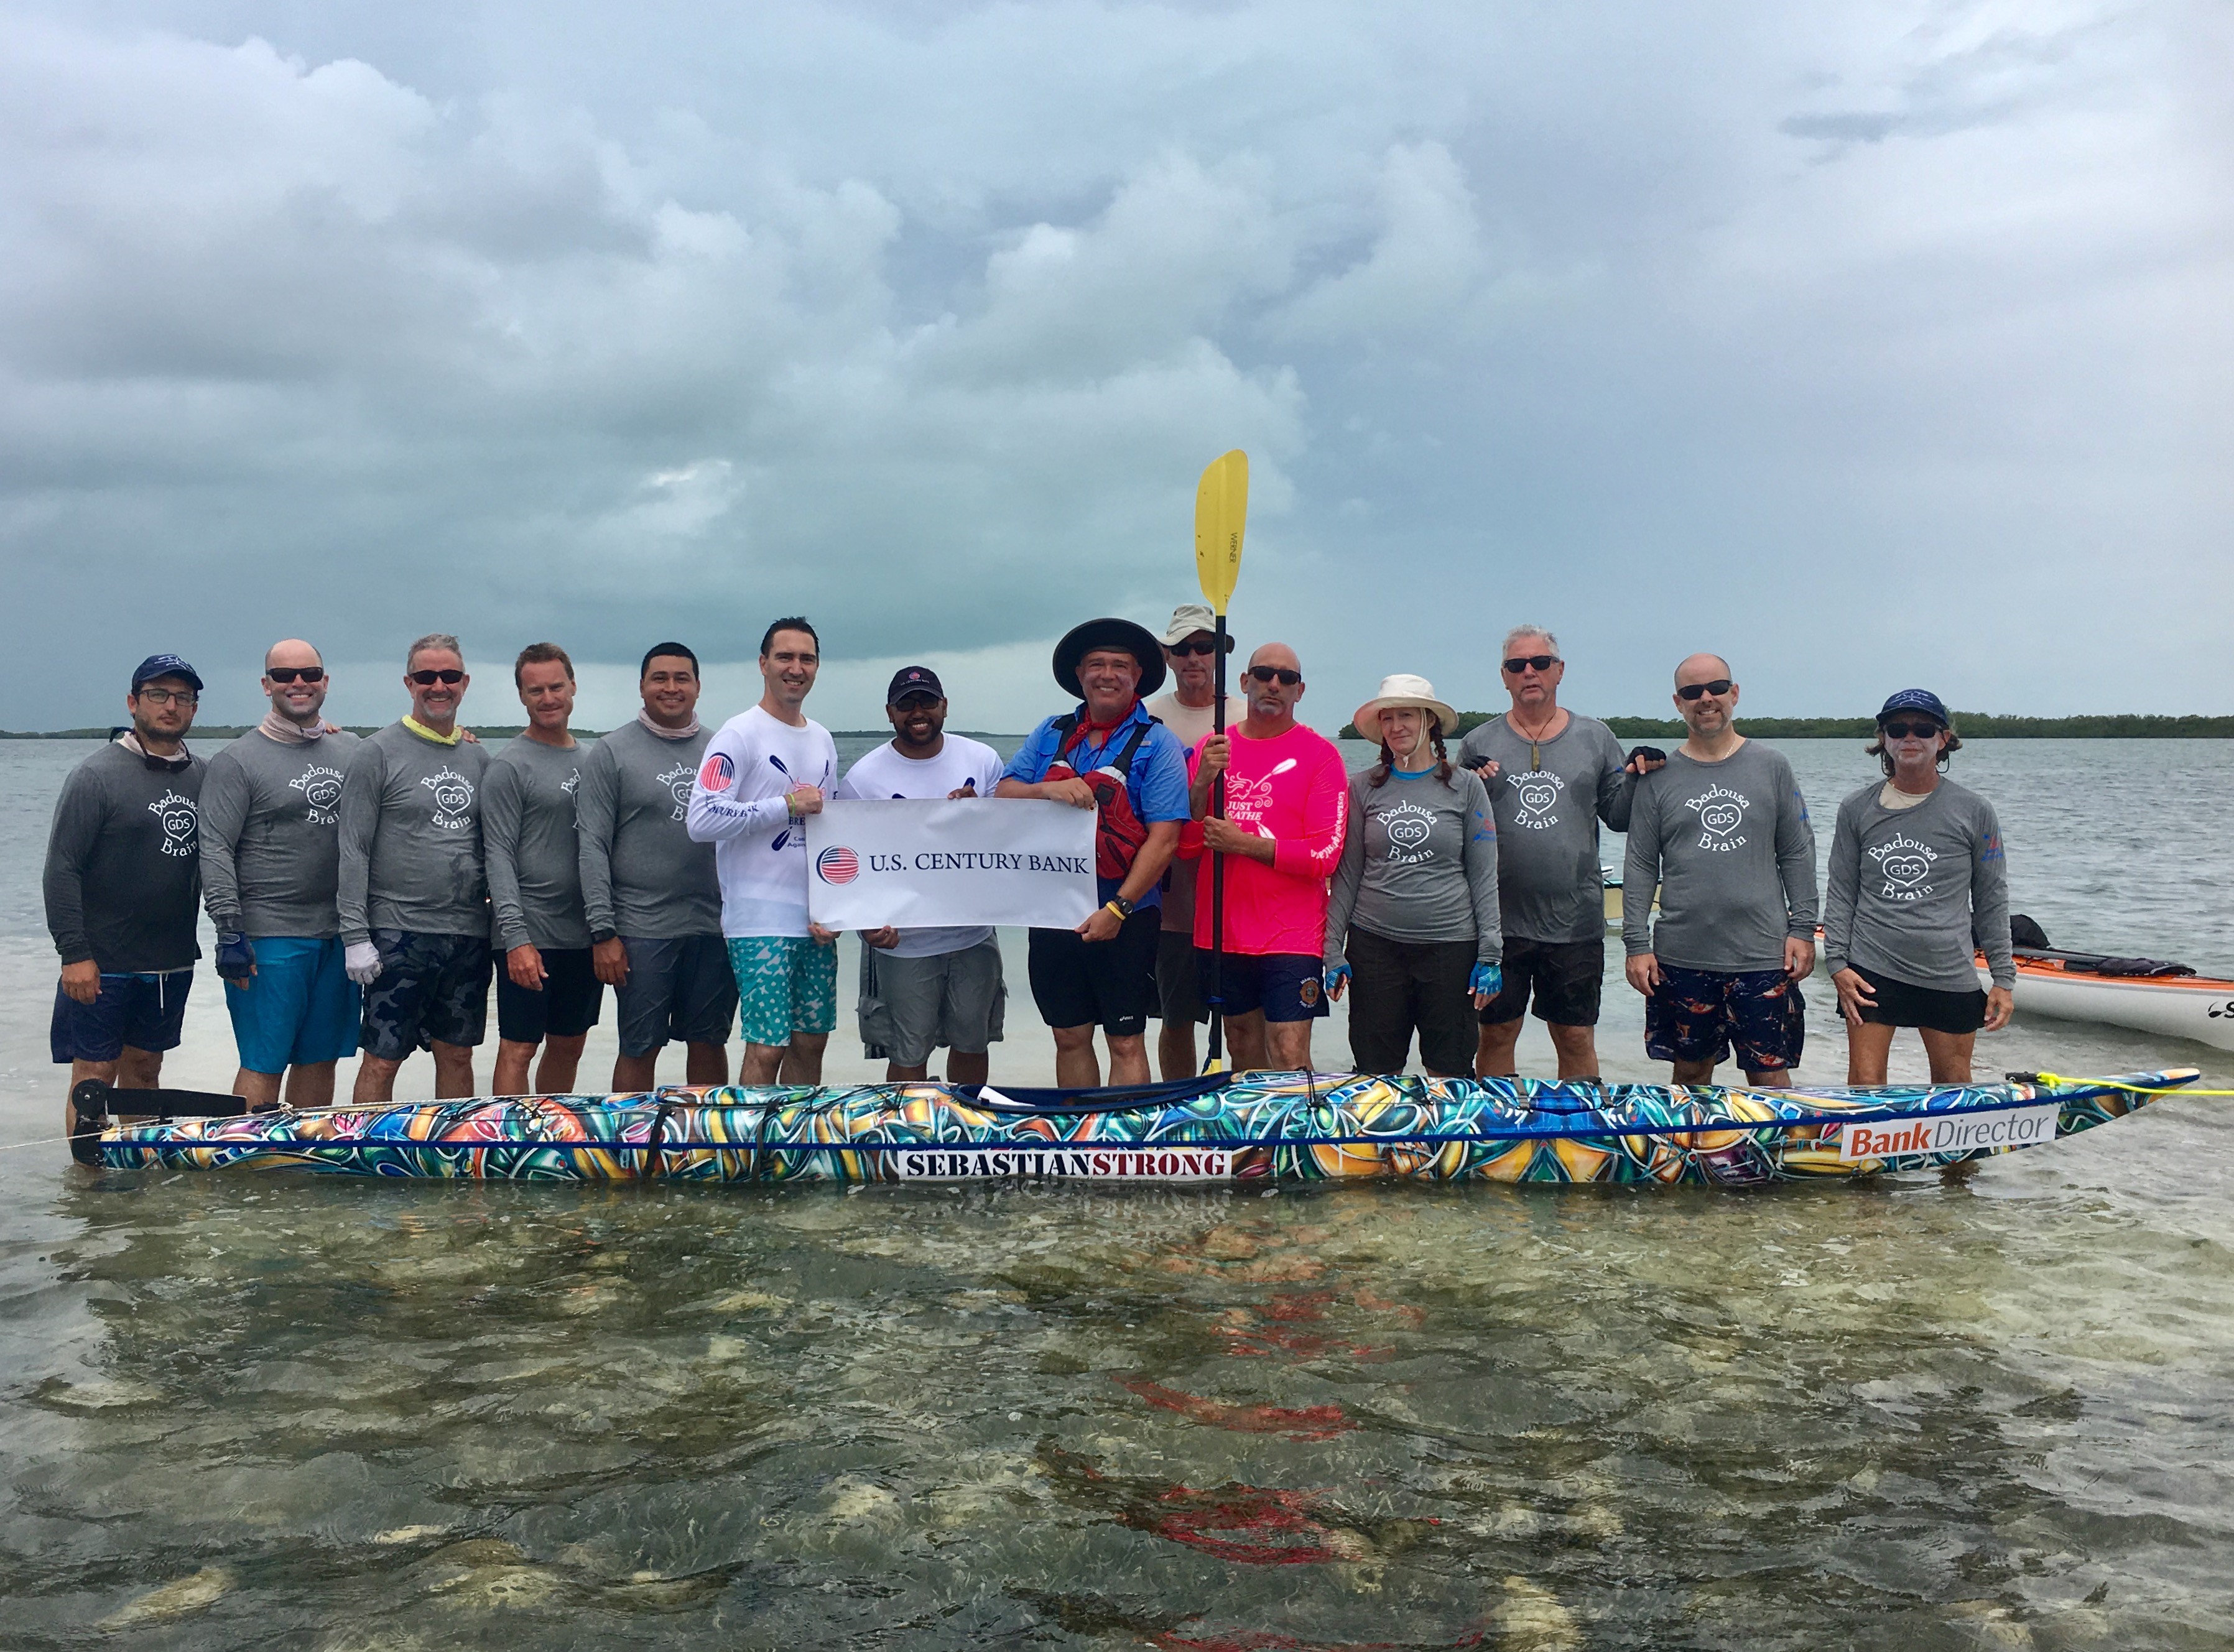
[805,798,1096,930]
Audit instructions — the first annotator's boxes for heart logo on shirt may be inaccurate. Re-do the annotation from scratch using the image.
[300,775,341,810]
[1387,814,1431,848]
[1698,801,1743,836]
[160,806,195,842]
[1517,782,1557,814]
[1881,854,1930,887]
[435,783,471,815]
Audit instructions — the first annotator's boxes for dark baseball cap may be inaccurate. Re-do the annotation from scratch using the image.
[131,654,203,693]
[886,665,945,704]
[1876,688,1950,727]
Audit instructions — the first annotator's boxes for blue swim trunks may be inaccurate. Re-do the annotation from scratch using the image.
[50,969,194,1064]
[727,934,838,1048]
[226,936,361,1073]
[1645,964,1805,1073]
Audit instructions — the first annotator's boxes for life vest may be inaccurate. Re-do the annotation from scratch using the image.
[1043,713,1161,882]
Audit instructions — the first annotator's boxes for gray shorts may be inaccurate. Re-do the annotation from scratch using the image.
[860,937,1006,1065]
[614,934,739,1058]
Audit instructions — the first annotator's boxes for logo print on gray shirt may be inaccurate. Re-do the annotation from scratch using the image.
[149,790,198,857]
[1377,800,1436,865]
[659,761,693,821]
[290,762,346,825]
[422,767,476,832]
[1868,831,1938,901]
[1506,769,1566,831]
[1685,783,1750,852]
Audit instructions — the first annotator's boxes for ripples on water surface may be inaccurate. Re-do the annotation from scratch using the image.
[2,740,2231,1648]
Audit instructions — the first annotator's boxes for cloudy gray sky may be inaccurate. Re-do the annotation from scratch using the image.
[2,0,2227,732]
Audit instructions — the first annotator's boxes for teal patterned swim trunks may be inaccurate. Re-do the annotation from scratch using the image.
[727,934,839,1047]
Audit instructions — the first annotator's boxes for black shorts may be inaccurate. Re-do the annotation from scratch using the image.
[361,930,492,1059]
[1156,928,1209,1024]
[614,935,741,1058]
[1028,909,1161,1038]
[1853,964,1987,1035]
[1644,964,1805,1073]
[495,947,604,1043]
[1345,928,1475,1076]
[1201,949,1328,1023]
[1480,935,1604,1027]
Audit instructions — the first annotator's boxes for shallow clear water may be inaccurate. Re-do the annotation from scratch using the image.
[2,738,2231,1648]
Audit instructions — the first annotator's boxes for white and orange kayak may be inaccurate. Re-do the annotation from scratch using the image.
[1980,953,2234,1053]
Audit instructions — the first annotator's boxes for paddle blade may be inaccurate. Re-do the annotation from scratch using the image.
[1193,450,1248,615]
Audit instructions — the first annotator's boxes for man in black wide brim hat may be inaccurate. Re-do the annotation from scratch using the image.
[996,618,1192,1087]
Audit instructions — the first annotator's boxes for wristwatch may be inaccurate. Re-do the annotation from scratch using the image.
[1106,895,1136,919]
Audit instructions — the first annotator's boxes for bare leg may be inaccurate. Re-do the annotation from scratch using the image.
[1052,1025,1100,1089]
[684,1043,728,1086]
[777,1032,828,1086]
[613,1051,659,1092]
[739,1044,786,1086]
[1845,1022,1896,1084]
[1741,1068,1792,1088]
[1263,1020,1314,1073]
[1917,1028,1978,1084]
[534,1033,589,1094]
[1546,1023,1600,1080]
[1105,1033,1150,1087]
[493,1039,537,1096]
[946,1050,990,1087]
[234,1069,284,1110]
[1158,1021,1198,1082]
[65,1049,163,1137]
[1670,1056,1718,1086]
[354,1054,404,1105]
[886,1060,931,1082]
[284,1062,337,1110]
[1475,1018,1522,1077]
[1225,1010,1269,1073]
[430,1040,476,1099]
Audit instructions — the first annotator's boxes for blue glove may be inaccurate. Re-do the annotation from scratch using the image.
[1323,962,1351,998]
[216,931,256,984]
[1469,962,1502,999]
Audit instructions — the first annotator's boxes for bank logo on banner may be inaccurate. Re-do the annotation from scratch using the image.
[807,798,1095,930]
[816,846,860,885]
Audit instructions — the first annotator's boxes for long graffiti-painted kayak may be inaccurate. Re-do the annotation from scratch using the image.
[85,1068,2196,1186]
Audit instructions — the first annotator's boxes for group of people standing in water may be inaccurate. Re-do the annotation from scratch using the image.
[42,609,2017,1132]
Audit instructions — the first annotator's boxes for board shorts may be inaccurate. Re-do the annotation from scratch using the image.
[495,946,604,1044]
[1480,935,1604,1028]
[1852,964,1988,1035]
[1028,908,1160,1037]
[225,936,359,1072]
[615,934,739,1058]
[1156,928,1210,1025]
[860,937,1006,1066]
[728,934,838,1048]
[50,968,194,1064]
[1344,928,1475,1076]
[361,930,492,1059]
[1644,964,1805,1073]
[1201,949,1328,1023]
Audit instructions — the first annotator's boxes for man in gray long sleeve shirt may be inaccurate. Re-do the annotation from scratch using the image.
[575,642,735,1092]
[1823,689,2014,1084]
[1623,654,1817,1086]
[337,634,492,1104]
[47,655,206,1140]
[200,639,361,1110]
[484,644,600,1097]
[1458,625,1660,1081]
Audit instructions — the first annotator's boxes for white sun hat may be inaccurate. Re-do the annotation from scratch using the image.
[1351,674,1460,741]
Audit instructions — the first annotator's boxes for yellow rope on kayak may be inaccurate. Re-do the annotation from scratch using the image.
[2032,1073,2234,1096]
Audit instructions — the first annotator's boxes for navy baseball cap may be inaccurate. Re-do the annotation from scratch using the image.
[131,654,203,693]
[886,665,945,704]
[1877,688,1950,726]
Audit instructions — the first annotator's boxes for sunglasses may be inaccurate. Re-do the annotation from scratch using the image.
[1245,666,1302,686]
[266,667,325,685]
[1676,679,1733,701]
[1169,637,1230,657]
[1880,719,1944,741]
[409,669,465,686]
[1502,655,1560,675]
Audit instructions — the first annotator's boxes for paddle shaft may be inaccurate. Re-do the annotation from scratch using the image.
[1205,615,1229,1071]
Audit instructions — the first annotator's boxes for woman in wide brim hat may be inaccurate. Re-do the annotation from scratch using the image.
[1323,675,1502,1078]
[1052,618,1167,701]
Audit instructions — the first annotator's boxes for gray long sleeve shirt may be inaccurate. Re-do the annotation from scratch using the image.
[198,729,360,938]
[335,721,491,944]
[484,736,591,953]
[44,741,206,972]
[575,720,723,940]
[1823,778,2013,993]
[1323,766,1502,968]
[1458,712,1635,943]
[1621,741,1818,973]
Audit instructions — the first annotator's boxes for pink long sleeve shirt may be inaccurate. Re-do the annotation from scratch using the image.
[1180,723,1349,957]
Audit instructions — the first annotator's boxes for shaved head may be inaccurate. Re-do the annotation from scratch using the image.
[264,638,322,672]
[1249,642,1300,673]
[1674,652,1731,686]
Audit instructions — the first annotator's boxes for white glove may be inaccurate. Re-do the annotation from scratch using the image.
[345,941,383,987]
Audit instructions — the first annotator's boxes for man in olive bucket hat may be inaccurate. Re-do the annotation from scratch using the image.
[996,619,1191,1087]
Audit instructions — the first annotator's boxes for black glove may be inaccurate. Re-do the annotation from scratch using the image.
[1625,745,1667,769]
[215,931,256,984]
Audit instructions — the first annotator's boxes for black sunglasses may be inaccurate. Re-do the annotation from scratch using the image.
[1676,678,1733,701]
[1169,637,1231,657]
[1245,665,1302,686]
[409,669,465,686]
[266,667,325,684]
[1502,654,1560,674]
[1879,719,1944,740]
